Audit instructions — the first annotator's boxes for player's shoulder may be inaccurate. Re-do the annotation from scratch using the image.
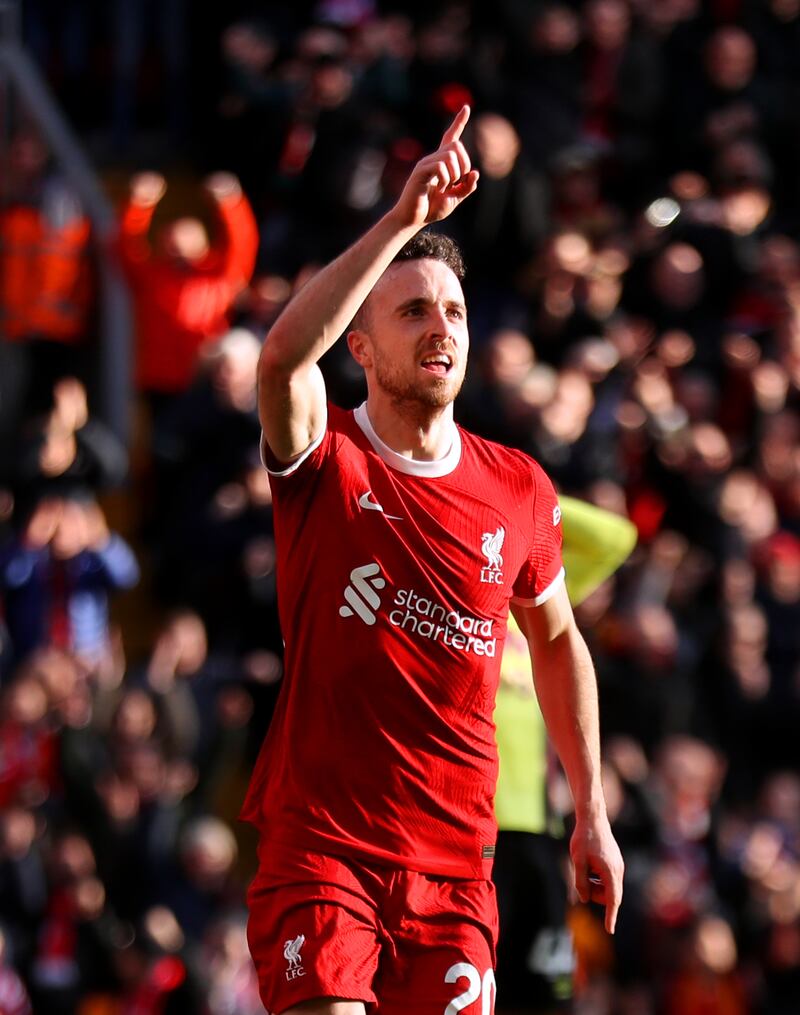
[457,425,552,488]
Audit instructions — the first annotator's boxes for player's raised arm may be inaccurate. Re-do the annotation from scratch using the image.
[257,106,480,464]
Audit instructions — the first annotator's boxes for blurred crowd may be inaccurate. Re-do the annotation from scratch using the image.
[2,0,800,1012]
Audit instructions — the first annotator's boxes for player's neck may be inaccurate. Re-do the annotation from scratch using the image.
[364,394,455,462]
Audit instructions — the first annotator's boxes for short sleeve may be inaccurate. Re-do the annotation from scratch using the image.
[260,404,330,479]
[511,462,565,607]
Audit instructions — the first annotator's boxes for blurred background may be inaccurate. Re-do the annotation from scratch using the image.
[0,0,800,1012]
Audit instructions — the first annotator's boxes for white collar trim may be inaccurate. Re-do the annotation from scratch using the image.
[353,402,462,477]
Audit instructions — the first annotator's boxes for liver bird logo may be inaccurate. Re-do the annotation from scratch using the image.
[481,526,505,570]
[283,934,305,968]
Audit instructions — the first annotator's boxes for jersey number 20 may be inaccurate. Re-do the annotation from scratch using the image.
[444,963,496,1014]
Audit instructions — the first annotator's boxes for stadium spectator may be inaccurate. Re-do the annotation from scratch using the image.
[117,170,258,408]
[0,130,93,448]
[15,377,128,502]
[0,494,139,670]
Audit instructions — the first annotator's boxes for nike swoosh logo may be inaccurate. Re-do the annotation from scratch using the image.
[358,491,403,520]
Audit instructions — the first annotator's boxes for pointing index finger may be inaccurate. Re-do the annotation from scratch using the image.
[607,871,623,934]
[607,891,620,935]
[440,105,471,147]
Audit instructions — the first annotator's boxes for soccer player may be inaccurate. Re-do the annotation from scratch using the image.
[242,105,624,1015]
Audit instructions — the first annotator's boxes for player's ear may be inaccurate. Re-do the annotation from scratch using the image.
[347,329,372,368]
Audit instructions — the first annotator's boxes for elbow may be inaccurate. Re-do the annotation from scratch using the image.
[260,325,311,380]
[258,336,289,383]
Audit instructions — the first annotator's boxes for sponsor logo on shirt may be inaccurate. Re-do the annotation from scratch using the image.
[390,588,497,656]
[480,526,505,585]
[339,562,386,625]
[283,934,306,981]
[339,561,497,656]
[358,490,403,520]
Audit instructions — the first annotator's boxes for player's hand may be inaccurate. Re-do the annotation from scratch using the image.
[390,105,479,229]
[129,171,167,208]
[570,809,624,934]
[204,171,242,203]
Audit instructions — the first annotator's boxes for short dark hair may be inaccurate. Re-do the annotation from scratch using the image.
[392,231,466,280]
[350,231,466,333]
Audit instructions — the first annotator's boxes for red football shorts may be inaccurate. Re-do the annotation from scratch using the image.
[247,842,498,1014]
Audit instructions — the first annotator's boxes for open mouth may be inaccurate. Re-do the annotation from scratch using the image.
[419,353,453,376]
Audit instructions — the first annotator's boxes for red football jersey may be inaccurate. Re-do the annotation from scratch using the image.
[241,402,564,879]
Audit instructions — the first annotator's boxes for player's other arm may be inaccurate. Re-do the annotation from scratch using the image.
[257,105,479,464]
[511,585,624,933]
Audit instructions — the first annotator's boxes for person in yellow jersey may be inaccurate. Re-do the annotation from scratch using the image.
[494,496,637,1014]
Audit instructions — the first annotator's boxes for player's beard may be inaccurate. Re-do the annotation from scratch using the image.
[373,348,466,410]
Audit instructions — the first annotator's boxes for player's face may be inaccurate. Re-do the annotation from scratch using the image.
[355,258,469,409]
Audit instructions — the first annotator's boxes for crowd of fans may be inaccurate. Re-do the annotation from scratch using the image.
[2,0,800,1012]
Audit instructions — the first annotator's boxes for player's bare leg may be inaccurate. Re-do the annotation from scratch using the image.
[282,1001,367,1015]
